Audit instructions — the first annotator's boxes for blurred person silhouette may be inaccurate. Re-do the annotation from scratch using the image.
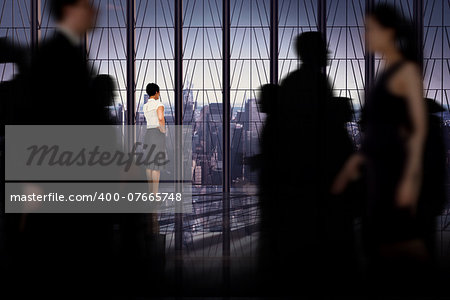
[0,37,31,291]
[28,0,97,125]
[8,0,117,294]
[255,83,280,288]
[332,3,445,296]
[257,31,358,296]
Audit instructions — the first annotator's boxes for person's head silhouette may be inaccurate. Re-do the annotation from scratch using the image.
[50,0,96,35]
[294,31,329,67]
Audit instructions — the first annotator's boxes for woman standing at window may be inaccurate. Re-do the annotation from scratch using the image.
[143,83,166,235]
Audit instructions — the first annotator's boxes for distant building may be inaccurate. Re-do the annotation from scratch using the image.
[242,98,264,183]
[183,86,196,123]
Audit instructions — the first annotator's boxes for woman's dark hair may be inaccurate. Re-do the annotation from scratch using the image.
[367,3,419,63]
[146,83,160,97]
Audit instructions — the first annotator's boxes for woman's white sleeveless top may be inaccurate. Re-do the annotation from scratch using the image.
[143,100,164,129]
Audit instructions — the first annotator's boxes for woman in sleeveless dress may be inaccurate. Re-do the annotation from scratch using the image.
[143,83,167,234]
[331,4,436,294]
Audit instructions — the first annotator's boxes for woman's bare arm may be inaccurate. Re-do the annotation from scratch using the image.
[391,62,428,209]
[157,105,165,133]
[331,152,365,194]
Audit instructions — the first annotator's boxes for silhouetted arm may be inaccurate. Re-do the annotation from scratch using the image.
[330,152,365,194]
[392,62,427,212]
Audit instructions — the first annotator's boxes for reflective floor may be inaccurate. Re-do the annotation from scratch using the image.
[124,186,450,298]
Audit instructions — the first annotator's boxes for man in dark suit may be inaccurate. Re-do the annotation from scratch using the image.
[12,0,115,293]
[29,0,96,125]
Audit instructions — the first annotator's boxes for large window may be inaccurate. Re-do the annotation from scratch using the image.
[88,0,128,124]
[1,0,449,257]
[423,0,450,259]
[230,0,270,189]
[135,0,175,123]
[183,0,223,188]
[40,0,57,41]
[181,0,225,258]
[423,0,450,110]
[326,0,365,112]
[278,0,318,81]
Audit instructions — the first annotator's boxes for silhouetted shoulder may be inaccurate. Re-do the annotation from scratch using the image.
[388,60,422,99]
[391,61,420,83]
[279,69,303,86]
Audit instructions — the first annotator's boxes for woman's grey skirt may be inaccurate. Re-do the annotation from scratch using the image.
[143,127,167,170]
